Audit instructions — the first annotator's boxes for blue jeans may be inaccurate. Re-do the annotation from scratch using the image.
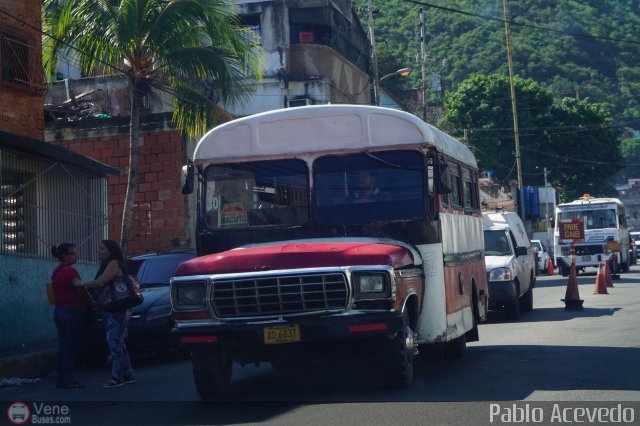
[53,306,85,385]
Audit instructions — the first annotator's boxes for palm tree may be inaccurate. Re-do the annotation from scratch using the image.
[42,0,263,255]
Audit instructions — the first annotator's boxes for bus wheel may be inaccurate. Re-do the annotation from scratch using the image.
[191,346,232,398]
[560,265,569,277]
[621,261,630,273]
[383,310,415,389]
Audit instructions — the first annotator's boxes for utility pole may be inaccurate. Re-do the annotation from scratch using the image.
[419,8,427,121]
[544,167,552,251]
[503,0,525,221]
[368,0,380,106]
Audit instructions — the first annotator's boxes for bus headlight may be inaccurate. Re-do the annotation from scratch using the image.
[353,272,389,299]
[488,267,512,282]
[172,282,207,310]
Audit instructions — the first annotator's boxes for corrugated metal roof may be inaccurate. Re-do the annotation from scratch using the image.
[0,130,119,176]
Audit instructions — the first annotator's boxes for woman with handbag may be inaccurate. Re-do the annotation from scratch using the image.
[51,243,86,389]
[82,239,136,388]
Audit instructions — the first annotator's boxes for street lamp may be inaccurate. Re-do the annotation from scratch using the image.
[380,68,411,82]
[376,68,410,106]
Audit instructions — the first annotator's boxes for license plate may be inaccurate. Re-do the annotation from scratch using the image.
[581,255,591,262]
[264,324,300,345]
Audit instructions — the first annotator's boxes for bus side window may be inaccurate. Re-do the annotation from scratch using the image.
[449,162,462,208]
[427,156,436,218]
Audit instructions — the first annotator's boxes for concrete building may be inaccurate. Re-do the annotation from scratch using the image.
[45,0,371,255]
[616,179,640,231]
[1,0,117,349]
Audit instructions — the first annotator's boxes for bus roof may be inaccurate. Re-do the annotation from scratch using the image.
[557,197,624,208]
[193,105,476,167]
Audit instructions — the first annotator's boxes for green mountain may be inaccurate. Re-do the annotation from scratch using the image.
[354,0,640,129]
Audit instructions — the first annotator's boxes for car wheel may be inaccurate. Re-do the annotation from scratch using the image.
[383,310,415,389]
[505,283,521,320]
[519,285,533,312]
[191,346,232,398]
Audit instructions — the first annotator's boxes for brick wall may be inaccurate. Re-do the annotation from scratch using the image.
[54,130,189,255]
[0,0,45,140]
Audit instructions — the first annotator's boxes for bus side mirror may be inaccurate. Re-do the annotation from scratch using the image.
[436,163,452,194]
[181,161,194,194]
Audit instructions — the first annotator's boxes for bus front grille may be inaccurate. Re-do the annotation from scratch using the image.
[560,244,604,256]
[211,273,348,318]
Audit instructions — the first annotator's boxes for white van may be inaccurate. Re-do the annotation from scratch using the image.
[482,212,536,320]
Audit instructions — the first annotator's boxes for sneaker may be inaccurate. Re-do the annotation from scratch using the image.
[123,375,136,384]
[102,378,125,388]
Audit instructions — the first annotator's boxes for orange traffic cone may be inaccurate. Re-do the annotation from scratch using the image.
[604,260,614,288]
[546,258,554,275]
[594,261,608,295]
[562,263,584,310]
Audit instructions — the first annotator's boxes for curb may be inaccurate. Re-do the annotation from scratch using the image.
[0,350,57,380]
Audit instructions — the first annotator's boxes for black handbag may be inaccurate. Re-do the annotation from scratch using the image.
[97,274,143,312]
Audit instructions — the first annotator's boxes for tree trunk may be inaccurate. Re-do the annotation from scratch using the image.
[120,80,142,257]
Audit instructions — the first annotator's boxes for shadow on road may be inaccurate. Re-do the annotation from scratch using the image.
[536,274,638,288]
[485,307,621,323]
[184,344,640,406]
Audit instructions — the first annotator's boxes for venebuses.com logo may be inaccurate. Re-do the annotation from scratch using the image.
[6,402,71,424]
[6,402,30,425]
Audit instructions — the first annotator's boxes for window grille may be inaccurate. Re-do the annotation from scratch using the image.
[0,27,46,95]
[1,149,108,264]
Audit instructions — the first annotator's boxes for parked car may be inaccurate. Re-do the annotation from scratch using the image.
[483,212,536,320]
[530,239,550,274]
[78,250,197,361]
[630,231,640,265]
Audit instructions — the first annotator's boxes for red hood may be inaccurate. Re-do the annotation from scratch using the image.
[174,241,414,276]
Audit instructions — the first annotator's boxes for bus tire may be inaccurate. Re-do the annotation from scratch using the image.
[383,310,414,389]
[621,261,629,273]
[191,346,232,398]
[465,288,480,343]
[560,265,569,277]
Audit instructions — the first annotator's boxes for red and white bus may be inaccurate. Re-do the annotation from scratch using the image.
[173,105,488,397]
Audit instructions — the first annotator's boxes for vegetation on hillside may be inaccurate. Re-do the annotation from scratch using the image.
[354,0,639,194]
[355,0,640,128]
[445,74,622,201]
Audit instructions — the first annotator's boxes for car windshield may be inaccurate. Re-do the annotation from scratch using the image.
[134,254,195,286]
[531,241,542,251]
[484,230,512,256]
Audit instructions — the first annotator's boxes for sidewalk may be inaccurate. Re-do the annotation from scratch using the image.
[0,340,57,382]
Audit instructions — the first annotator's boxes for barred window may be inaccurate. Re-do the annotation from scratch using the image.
[1,149,109,264]
[0,27,45,94]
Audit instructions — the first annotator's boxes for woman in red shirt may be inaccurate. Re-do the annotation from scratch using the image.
[51,243,86,389]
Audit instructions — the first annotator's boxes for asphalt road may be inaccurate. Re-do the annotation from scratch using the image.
[3,268,640,425]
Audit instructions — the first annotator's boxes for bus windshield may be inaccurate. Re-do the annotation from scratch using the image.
[558,208,617,230]
[203,159,309,229]
[314,151,425,224]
